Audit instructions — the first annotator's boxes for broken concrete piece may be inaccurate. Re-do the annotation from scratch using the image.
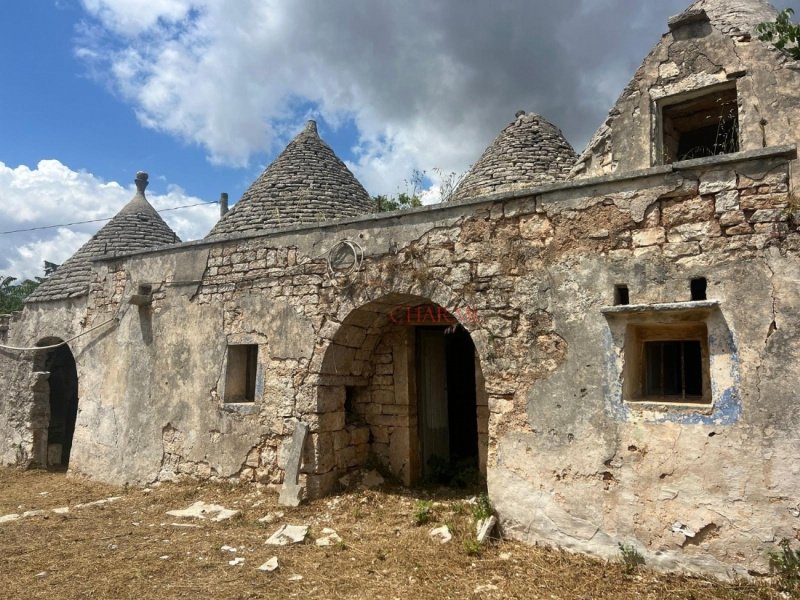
[258,511,284,524]
[476,516,498,543]
[315,527,343,546]
[52,507,69,515]
[278,422,308,507]
[228,557,245,566]
[265,524,309,546]
[258,557,279,572]
[220,545,237,553]
[166,501,240,522]
[288,575,303,582]
[430,525,452,544]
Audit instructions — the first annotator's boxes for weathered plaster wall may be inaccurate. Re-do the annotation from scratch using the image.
[1,146,797,577]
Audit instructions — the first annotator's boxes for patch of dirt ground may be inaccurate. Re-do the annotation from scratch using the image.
[0,468,786,599]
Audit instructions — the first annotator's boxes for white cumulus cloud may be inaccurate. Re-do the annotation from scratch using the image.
[0,160,218,279]
[76,0,692,199]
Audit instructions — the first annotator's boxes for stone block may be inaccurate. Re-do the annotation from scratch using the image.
[308,411,345,433]
[632,228,665,247]
[718,211,745,226]
[662,197,714,227]
[666,221,721,243]
[663,242,700,259]
[740,194,789,211]
[749,209,787,223]
[698,169,736,195]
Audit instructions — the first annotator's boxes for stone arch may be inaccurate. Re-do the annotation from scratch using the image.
[31,338,79,469]
[305,293,488,496]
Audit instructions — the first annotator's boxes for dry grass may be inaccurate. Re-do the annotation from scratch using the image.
[0,468,784,600]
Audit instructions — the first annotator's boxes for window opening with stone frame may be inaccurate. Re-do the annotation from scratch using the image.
[659,84,739,164]
[623,322,711,404]
[224,344,258,403]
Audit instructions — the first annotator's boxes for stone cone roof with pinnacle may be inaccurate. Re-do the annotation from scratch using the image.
[674,0,778,37]
[451,111,577,202]
[26,172,180,303]
[207,120,374,238]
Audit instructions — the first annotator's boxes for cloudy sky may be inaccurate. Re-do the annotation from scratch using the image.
[1,0,797,279]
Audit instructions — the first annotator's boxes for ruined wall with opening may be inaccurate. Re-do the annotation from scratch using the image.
[0,145,797,577]
[571,3,800,186]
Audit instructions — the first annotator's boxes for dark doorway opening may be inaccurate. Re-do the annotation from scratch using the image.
[45,344,79,468]
[416,326,479,485]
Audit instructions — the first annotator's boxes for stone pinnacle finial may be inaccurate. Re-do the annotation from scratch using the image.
[304,120,318,135]
[135,171,149,194]
[515,110,526,118]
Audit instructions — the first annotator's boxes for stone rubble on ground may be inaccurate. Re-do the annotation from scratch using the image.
[166,501,240,522]
[288,575,303,582]
[220,545,237,553]
[315,527,342,546]
[228,557,245,566]
[258,557,279,572]
[265,524,309,545]
[430,525,452,544]
[258,511,284,524]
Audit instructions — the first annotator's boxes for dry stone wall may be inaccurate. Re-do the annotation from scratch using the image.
[0,147,797,578]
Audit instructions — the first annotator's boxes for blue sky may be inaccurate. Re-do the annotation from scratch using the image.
[0,0,797,279]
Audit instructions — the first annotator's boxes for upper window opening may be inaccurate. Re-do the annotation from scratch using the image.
[224,344,258,403]
[660,85,739,164]
[614,285,630,306]
[691,278,707,301]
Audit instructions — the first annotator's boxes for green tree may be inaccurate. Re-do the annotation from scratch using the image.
[757,8,800,60]
[372,192,423,212]
[0,261,58,314]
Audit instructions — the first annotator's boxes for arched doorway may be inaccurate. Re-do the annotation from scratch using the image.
[33,340,79,469]
[315,294,488,489]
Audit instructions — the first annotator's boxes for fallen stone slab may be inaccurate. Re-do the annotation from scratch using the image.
[258,557,279,572]
[430,525,452,544]
[166,501,240,522]
[258,511,284,524]
[74,497,122,509]
[278,422,308,507]
[315,527,342,547]
[265,524,308,546]
[476,515,497,543]
[0,514,21,524]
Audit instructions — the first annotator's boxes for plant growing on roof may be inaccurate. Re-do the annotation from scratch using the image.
[757,8,800,60]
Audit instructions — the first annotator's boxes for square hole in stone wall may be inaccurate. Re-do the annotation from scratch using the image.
[624,322,711,404]
[224,344,258,403]
[659,84,739,164]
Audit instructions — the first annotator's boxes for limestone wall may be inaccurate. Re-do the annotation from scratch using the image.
[572,4,800,193]
[1,146,797,577]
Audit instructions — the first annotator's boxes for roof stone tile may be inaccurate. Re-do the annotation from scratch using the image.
[207,120,373,238]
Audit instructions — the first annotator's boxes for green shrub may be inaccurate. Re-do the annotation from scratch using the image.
[618,542,645,573]
[472,493,494,522]
[413,500,434,526]
[770,538,800,591]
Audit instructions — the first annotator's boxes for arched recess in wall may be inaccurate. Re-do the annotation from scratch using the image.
[315,293,488,488]
[32,338,79,469]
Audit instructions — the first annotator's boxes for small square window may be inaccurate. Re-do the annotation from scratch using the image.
[224,344,258,403]
[659,85,739,164]
[624,323,711,404]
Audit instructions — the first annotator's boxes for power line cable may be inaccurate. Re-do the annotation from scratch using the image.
[0,200,219,235]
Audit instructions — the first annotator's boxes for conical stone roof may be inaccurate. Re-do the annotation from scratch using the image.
[26,172,180,303]
[451,111,577,202]
[672,0,778,36]
[207,121,373,237]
